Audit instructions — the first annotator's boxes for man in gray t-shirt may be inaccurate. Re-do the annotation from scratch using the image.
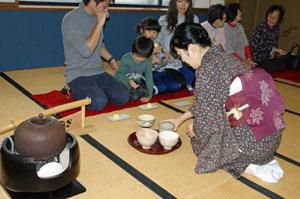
[62,0,129,111]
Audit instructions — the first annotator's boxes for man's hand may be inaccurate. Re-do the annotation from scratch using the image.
[110,59,118,75]
[96,3,109,27]
[86,2,109,52]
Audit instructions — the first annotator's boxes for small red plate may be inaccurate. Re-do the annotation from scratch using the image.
[127,132,182,155]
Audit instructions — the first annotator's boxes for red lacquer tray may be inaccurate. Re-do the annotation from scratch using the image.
[127,132,182,155]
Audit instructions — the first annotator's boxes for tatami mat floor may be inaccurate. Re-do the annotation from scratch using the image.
[0,77,43,129]
[0,66,299,198]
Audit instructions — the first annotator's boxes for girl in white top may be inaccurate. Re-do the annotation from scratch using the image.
[201,4,226,49]
[224,3,256,68]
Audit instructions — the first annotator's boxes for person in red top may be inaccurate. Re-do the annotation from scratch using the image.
[224,3,256,68]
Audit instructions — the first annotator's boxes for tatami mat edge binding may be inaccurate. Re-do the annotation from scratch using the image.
[274,152,300,167]
[0,72,48,110]
[275,79,300,89]
[237,176,284,199]
[285,109,300,116]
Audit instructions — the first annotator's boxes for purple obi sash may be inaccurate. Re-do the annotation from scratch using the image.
[225,68,285,140]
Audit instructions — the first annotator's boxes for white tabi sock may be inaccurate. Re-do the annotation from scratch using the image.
[245,160,284,183]
[265,159,284,180]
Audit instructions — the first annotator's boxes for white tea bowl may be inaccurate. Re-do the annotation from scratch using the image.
[159,130,179,150]
[137,114,155,128]
[136,128,158,149]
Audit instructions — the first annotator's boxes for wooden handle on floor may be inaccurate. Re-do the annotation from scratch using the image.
[0,97,91,135]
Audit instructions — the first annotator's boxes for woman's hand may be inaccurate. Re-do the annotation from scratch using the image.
[140,97,150,103]
[151,54,162,65]
[186,123,195,138]
[163,49,174,63]
[129,80,139,89]
[244,58,257,69]
[153,43,161,54]
[274,48,287,56]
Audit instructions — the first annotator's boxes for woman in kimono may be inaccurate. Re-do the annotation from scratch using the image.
[167,22,285,183]
[249,5,286,71]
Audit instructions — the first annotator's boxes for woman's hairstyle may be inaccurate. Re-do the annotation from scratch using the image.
[170,22,211,56]
[132,36,154,58]
[225,3,240,22]
[265,5,285,24]
[207,4,226,24]
[83,0,106,5]
[136,17,161,33]
[166,0,194,32]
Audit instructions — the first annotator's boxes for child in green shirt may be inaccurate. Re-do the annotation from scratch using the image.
[136,17,182,95]
[115,36,154,102]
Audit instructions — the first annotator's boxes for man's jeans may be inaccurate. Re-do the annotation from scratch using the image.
[69,73,129,111]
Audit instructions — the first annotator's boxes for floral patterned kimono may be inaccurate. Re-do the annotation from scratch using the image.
[249,21,280,65]
[190,45,284,177]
